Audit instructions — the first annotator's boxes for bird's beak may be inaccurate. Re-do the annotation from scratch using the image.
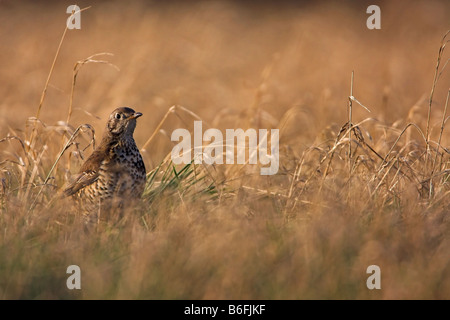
[129,112,143,119]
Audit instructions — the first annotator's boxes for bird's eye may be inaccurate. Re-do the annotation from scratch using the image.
[115,113,121,119]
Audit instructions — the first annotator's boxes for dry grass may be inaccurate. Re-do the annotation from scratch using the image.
[0,0,449,299]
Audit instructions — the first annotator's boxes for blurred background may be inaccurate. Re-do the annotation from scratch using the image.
[0,0,449,300]
[0,0,449,169]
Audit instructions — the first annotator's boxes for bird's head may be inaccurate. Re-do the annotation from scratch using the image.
[106,107,142,137]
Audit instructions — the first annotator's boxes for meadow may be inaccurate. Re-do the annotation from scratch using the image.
[0,0,449,299]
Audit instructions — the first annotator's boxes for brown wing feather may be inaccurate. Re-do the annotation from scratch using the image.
[63,171,98,197]
[63,149,106,197]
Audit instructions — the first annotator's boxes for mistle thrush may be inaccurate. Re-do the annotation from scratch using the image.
[64,107,146,221]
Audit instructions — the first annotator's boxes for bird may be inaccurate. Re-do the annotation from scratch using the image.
[64,107,146,223]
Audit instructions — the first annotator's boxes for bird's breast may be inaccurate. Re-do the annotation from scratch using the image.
[108,141,146,189]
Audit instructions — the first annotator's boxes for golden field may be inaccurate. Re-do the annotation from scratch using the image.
[0,0,449,299]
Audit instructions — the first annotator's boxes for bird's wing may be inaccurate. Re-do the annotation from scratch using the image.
[63,150,106,197]
[63,170,98,197]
